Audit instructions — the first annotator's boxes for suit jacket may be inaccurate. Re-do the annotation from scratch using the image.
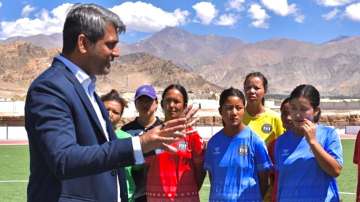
[25,58,134,202]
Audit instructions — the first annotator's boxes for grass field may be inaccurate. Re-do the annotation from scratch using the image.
[0,140,356,202]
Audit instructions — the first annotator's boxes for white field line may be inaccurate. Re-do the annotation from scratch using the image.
[339,192,356,195]
[0,180,28,183]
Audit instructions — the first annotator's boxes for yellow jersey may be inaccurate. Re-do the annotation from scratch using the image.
[243,108,284,145]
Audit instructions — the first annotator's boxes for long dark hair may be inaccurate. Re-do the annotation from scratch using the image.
[280,97,291,112]
[289,84,321,123]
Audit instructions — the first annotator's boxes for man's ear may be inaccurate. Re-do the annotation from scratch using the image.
[77,34,88,54]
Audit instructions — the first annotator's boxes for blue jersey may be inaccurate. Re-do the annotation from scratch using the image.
[204,127,273,202]
[274,125,343,202]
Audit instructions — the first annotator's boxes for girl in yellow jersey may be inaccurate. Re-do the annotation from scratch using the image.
[243,72,284,202]
[243,72,284,147]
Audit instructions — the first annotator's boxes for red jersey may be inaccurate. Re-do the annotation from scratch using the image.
[354,130,360,164]
[354,130,360,202]
[268,138,277,202]
[146,128,205,202]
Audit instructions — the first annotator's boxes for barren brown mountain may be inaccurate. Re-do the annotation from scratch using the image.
[0,42,56,99]
[97,52,222,97]
[0,41,221,99]
[2,27,360,97]
[122,27,360,97]
[2,33,62,49]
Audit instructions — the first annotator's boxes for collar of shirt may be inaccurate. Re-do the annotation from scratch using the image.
[56,54,96,97]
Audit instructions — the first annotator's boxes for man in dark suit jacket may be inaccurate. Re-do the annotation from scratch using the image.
[25,4,193,202]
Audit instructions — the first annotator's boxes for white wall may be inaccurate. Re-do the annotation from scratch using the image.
[0,126,27,140]
[0,101,25,115]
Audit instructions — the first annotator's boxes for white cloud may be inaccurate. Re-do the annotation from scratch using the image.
[0,2,2,8]
[192,2,218,25]
[345,3,360,21]
[111,1,189,32]
[216,14,239,26]
[248,4,269,28]
[295,14,305,23]
[260,0,304,23]
[21,4,36,17]
[317,0,353,7]
[0,2,190,39]
[226,0,245,12]
[260,0,297,16]
[0,3,72,39]
[322,8,340,20]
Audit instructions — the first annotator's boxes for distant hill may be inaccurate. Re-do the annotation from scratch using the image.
[2,27,360,97]
[0,41,55,99]
[0,42,221,99]
[121,27,245,70]
[97,52,223,97]
[121,27,360,97]
[1,33,62,49]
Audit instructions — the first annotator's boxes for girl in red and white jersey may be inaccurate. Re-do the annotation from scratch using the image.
[146,84,205,202]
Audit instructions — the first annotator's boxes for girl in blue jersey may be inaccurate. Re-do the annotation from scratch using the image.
[204,87,273,202]
[274,84,343,202]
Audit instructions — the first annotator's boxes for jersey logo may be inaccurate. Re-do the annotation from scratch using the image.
[281,149,290,156]
[178,141,187,151]
[261,123,273,134]
[213,147,221,155]
[239,145,248,156]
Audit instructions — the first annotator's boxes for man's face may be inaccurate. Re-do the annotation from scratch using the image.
[86,23,119,76]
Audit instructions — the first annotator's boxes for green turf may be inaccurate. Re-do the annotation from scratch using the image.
[0,141,356,202]
[337,139,357,202]
[0,145,29,202]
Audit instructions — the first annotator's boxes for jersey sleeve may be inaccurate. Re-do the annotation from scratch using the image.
[204,138,213,172]
[189,130,205,162]
[189,130,206,189]
[325,127,343,166]
[254,135,273,171]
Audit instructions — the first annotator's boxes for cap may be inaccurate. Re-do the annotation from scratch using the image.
[134,84,157,100]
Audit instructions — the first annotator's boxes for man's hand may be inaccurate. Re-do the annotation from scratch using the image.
[139,105,199,153]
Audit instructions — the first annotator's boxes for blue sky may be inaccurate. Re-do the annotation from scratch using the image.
[0,0,360,43]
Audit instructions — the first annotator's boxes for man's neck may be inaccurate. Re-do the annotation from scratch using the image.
[61,52,92,76]
[137,115,157,129]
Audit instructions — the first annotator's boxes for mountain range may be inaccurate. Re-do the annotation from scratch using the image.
[1,27,360,98]
[0,41,221,99]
